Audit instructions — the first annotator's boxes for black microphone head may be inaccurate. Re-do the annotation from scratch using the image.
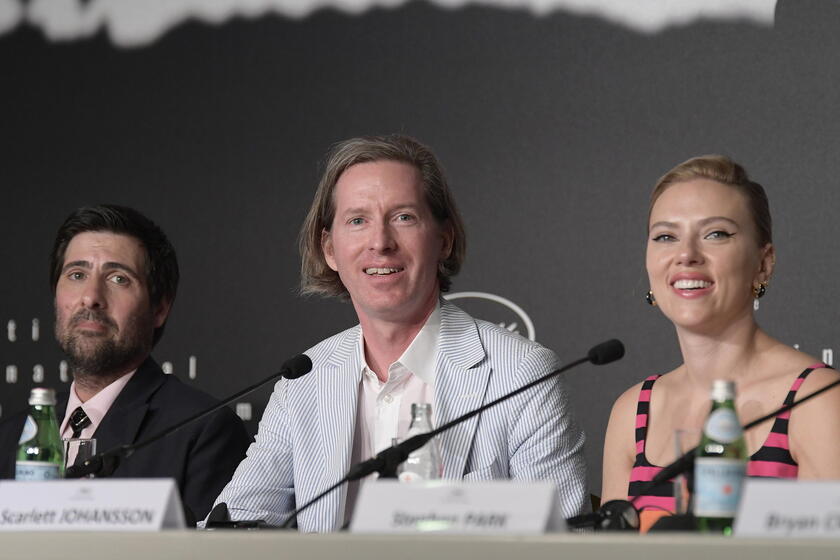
[282,354,313,379]
[566,499,639,531]
[64,456,102,479]
[597,500,640,531]
[207,502,230,524]
[587,339,625,365]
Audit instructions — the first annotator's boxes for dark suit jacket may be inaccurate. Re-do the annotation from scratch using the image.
[0,358,251,523]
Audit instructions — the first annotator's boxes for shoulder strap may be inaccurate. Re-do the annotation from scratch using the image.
[783,365,823,405]
[635,375,660,451]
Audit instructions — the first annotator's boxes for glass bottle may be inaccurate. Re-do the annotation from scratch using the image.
[15,388,64,480]
[694,380,747,534]
[398,403,442,482]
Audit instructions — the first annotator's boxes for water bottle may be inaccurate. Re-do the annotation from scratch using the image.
[398,403,442,482]
[16,388,64,480]
[694,380,747,534]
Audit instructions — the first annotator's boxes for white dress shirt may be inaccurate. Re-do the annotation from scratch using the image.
[344,302,441,522]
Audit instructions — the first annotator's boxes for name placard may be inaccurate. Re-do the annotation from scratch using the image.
[735,479,840,538]
[0,478,185,531]
[350,480,564,534]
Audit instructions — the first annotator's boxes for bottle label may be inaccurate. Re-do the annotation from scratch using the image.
[398,471,425,483]
[15,461,61,481]
[704,408,742,443]
[694,457,745,516]
[18,415,37,444]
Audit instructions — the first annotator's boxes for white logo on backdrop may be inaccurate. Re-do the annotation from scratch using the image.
[444,291,536,341]
[0,0,776,48]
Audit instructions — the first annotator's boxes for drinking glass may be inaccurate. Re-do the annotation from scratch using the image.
[62,438,96,476]
[673,429,701,514]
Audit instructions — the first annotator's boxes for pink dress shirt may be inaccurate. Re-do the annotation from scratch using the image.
[60,371,137,440]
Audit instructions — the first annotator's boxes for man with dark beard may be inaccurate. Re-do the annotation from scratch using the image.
[0,205,250,524]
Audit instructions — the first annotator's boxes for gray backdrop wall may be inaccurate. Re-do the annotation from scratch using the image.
[2,0,838,495]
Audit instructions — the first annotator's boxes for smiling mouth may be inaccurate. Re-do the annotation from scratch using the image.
[364,267,404,276]
[673,279,713,290]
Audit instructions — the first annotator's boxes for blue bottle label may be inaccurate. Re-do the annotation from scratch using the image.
[18,415,37,444]
[704,408,741,443]
[15,461,61,481]
[694,457,745,516]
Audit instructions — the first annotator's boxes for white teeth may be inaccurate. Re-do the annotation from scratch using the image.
[364,267,402,275]
[673,279,712,289]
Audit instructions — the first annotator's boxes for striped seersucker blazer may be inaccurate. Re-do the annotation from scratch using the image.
[211,300,588,531]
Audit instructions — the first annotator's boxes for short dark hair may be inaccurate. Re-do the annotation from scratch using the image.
[50,205,179,345]
[650,155,772,247]
[299,134,466,297]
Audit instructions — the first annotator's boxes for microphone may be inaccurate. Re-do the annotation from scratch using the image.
[206,502,230,526]
[280,339,625,529]
[204,501,272,529]
[65,354,313,479]
[633,374,840,503]
[567,499,640,531]
[588,339,625,365]
[277,355,313,380]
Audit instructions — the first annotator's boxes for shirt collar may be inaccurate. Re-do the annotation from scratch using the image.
[60,370,137,435]
[357,299,442,386]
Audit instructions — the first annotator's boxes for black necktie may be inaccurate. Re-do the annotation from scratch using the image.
[69,407,91,438]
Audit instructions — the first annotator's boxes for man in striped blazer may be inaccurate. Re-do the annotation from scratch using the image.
[209,134,588,530]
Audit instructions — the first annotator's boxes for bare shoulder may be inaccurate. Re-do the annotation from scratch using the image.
[602,378,648,501]
[787,365,840,477]
[787,361,840,434]
[609,379,645,421]
[763,338,820,367]
[609,368,681,416]
[797,365,840,400]
[754,339,828,385]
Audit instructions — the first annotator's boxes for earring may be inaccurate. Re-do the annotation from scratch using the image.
[753,281,767,299]
[645,291,657,307]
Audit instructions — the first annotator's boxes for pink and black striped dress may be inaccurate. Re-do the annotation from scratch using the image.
[627,365,824,513]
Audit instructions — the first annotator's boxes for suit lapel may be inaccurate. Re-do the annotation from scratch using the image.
[435,301,491,478]
[55,394,68,423]
[92,358,164,454]
[309,329,361,530]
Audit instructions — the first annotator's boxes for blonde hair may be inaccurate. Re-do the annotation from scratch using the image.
[649,154,772,246]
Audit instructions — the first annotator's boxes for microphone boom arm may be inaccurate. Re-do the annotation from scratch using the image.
[66,365,308,479]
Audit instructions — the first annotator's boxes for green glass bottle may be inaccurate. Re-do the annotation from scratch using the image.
[15,388,64,480]
[694,380,747,534]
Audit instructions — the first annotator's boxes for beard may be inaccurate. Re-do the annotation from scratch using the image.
[56,308,153,378]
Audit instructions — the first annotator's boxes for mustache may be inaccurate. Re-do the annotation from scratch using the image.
[69,309,117,330]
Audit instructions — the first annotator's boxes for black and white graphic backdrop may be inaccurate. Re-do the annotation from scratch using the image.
[2,0,838,493]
